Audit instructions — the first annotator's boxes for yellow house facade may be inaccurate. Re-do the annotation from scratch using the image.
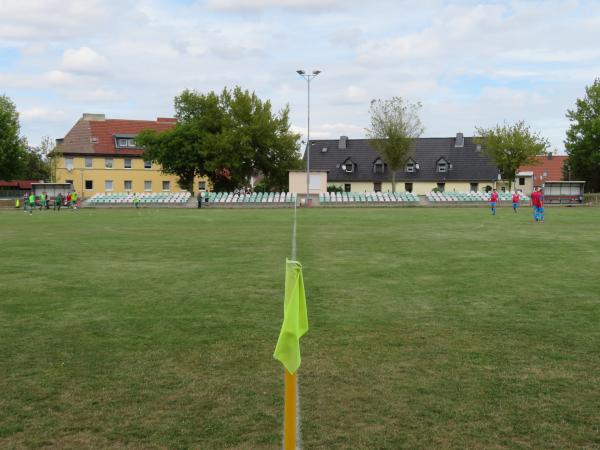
[54,155,207,200]
[54,113,207,199]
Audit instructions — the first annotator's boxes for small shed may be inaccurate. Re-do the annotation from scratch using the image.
[31,183,73,198]
[542,181,585,204]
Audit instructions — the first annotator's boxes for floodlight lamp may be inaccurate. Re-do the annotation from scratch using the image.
[312,70,321,75]
[341,164,346,171]
[296,70,305,75]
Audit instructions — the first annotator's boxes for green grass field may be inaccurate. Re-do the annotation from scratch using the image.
[1,207,599,449]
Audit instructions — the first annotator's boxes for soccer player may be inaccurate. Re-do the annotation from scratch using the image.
[54,193,63,211]
[72,191,78,210]
[28,192,35,215]
[489,189,499,215]
[531,187,545,223]
[512,191,520,213]
[39,192,46,211]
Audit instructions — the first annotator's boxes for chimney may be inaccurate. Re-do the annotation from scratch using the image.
[547,152,553,160]
[339,136,348,150]
[82,113,106,121]
[454,132,464,148]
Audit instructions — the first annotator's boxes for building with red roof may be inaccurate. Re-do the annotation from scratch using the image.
[515,153,567,194]
[54,114,205,198]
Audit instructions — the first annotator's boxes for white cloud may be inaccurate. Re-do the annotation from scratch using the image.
[206,0,359,13]
[20,107,66,122]
[1,0,598,152]
[0,0,111,42]
[61,47,108,75]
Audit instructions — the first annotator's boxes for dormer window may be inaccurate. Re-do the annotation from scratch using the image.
[342,159,355,173]
[115,136,137,149]
[406,159,417,173]
[373,158,385,174]
[437,158,449,173]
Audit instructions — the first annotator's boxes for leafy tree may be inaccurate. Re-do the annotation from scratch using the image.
[0,94,27,180]
[565,78,600,192]
[21,136,54,181]
[366,97,424,193]
[138,87,301,193]
[475,121,549,190]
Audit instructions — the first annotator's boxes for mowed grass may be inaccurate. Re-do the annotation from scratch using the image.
[0,206,599,449]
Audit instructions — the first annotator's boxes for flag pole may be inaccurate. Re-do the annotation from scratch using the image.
[284,369,297,449]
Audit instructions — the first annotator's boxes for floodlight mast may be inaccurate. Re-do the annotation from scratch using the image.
[296,69,321,206]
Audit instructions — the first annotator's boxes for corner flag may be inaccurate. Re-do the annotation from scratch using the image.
[274,259,308,374]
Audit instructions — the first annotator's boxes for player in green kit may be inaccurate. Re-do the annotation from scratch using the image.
[28,193,35,215]
[72,191,78,210]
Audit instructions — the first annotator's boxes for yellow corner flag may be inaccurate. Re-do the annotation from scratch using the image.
[274,259,308,374]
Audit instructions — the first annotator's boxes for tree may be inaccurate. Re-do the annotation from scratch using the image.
[138,87,301,192]
[475,121,549,190]
[565,78,600,192]
[20,136,54,181]
[365,97,424,193]
[0,94,27,180]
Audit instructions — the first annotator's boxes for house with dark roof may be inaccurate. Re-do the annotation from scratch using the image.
[55,114,206,198]
[298,134,499,195]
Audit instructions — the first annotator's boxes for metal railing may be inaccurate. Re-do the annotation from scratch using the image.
[584,193,600,205]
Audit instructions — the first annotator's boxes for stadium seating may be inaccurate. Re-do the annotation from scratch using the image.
[319,192,420,204]
[88,192,191,205]
[205,192,296,205]
[426,191,530,203]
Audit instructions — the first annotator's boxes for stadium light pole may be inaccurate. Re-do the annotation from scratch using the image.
[296,69,321,206]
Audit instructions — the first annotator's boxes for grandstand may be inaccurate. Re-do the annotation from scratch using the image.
[426,191,530,203]
[319,191,420,205]
[88,192,191,206]
[206,192,296,205]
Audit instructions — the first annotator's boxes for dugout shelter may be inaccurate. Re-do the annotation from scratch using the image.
[542,181,585,204]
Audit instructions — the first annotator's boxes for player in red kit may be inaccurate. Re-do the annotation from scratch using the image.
[512,191,520,213]
[530,187,545,222]
[489,189,499,215]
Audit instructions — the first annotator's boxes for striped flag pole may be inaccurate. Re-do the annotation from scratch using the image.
[284,370,297,450]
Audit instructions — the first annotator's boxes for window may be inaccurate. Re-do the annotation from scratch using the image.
[437,182,445,192]
[118,138,128,147]
[65,179,73,186]
[374,182,382,192]
[406,162,415,172]
[124,158,132,169]
[373,159,384,174]
[127,138,136,147]
[105,158,113,169]
[470,183,479,192]
[501,187,506,192]
[519,177,525,186]
[405,183,413,193]
[437,160,448,173]
[65,157,74,170]
[124,180,132,191]
[85,157,93,168]
[84,180,93,190]
[105,180,113,191]
[198,181,206,190]
[343,161,354,173]
[344,184,351,192]
[144,160,152,169]
[144,180,152,191]
[162,181,170,191]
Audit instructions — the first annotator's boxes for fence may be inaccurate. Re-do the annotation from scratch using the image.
[0,190,21,199]
[584,193,600,206]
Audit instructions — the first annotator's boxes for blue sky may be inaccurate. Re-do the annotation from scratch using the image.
[1,0,599,151]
